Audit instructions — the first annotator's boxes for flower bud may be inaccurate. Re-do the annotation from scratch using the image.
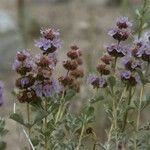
[86,127,93,134]
[67,50,81,59]
[63,60,78,71]
[70,44,79,50]
[40,28,59,40]
[59,76,74,87]
[17,89,36,103]
[101,54,112,65]
[97,64,110,75]
[15,74,35,89]
[70,68,84,78]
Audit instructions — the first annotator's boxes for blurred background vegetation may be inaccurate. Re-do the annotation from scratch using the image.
[0,0,149,149]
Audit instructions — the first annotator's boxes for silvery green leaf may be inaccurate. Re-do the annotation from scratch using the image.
[10,113,25,126]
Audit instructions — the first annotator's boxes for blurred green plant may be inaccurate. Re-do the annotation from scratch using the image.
[0,118,8,150]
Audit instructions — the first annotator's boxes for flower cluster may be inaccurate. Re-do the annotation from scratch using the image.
[33,28,61,98]
[118,36,150,86]
[107,16,132,58]
[108,16,142,87]
[0,81,4,106]
[108,16,132,42]
[87,74,107,89]
[13,28,61,102]
[33,54,60,97]
[88,16,143,88]
[119,70,140,86]
[13,50,37,103]
[132,38,150,62]
[59,45,84,92]
[87,54,112,88]
[35,28,61,55]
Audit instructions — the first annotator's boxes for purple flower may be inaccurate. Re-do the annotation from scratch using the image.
[48,52,58,65]
[99,77,107,88]
[33,81,43,97]
[119,70,140,86]
[34,77,61,97]
[133,38,146,47]
[12,50,34,75]
[108,28,131,41]
[131,61,141,69]
[87,74,98,84]
[13,59,34,72]
[135,75,141,84]
[34,53,56,70]
[134,41,150,62]
[20,77,30,87]
[106,43,128,57]
[16,50,31,61]
[0,81,4,106]
[145,48,150,55]
[87,74,107,88]
[122,57,141,70]
[35,38,61,53]
[116,16,132,29]
[119,70,131,79]
[16,75,35,89]
[35,38,52,51]
[40,28,60,40]
[12,60,21,70]
[35,28,61,54]
[108,28,118,37]
[51,38,61,49]
[136,45,147,57]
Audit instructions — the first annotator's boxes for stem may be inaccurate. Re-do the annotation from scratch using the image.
[136,86,144,131]
[55,103,63,124]
[27,103,31,137]
[134,85,144,150]
[55,91,65,124]
[121,87,132,132]
[91,131,98,150]
[112,56,118,74]
[112,86,119,148]
[106,124,113,150]
[133,0,148,149]
[138,0,147,39]
[106,87,126,149]
[44,100,48,150]
[59,103,67,121]
[27,103,31,150]
[134,62,149,150]
[93,143,96,150]
[76,124,85,150]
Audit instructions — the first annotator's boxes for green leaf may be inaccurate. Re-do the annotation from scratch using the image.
[65,90,76,101]
[146,94,150,102]
[140,94,150,111]
[142,23,148,29]
[83,106,95,124]
[86,106,94,116]
[135,9,141,18]
[31,138,40,146]
[133,100,139,108]
[0,141,6,150]
[90,94,104,104]
[107,76,116,89]
[30,98,42,109]
[136,68,145,84]
[33,110,48,126]
[10,113,25,126]
[0,129,8,137]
